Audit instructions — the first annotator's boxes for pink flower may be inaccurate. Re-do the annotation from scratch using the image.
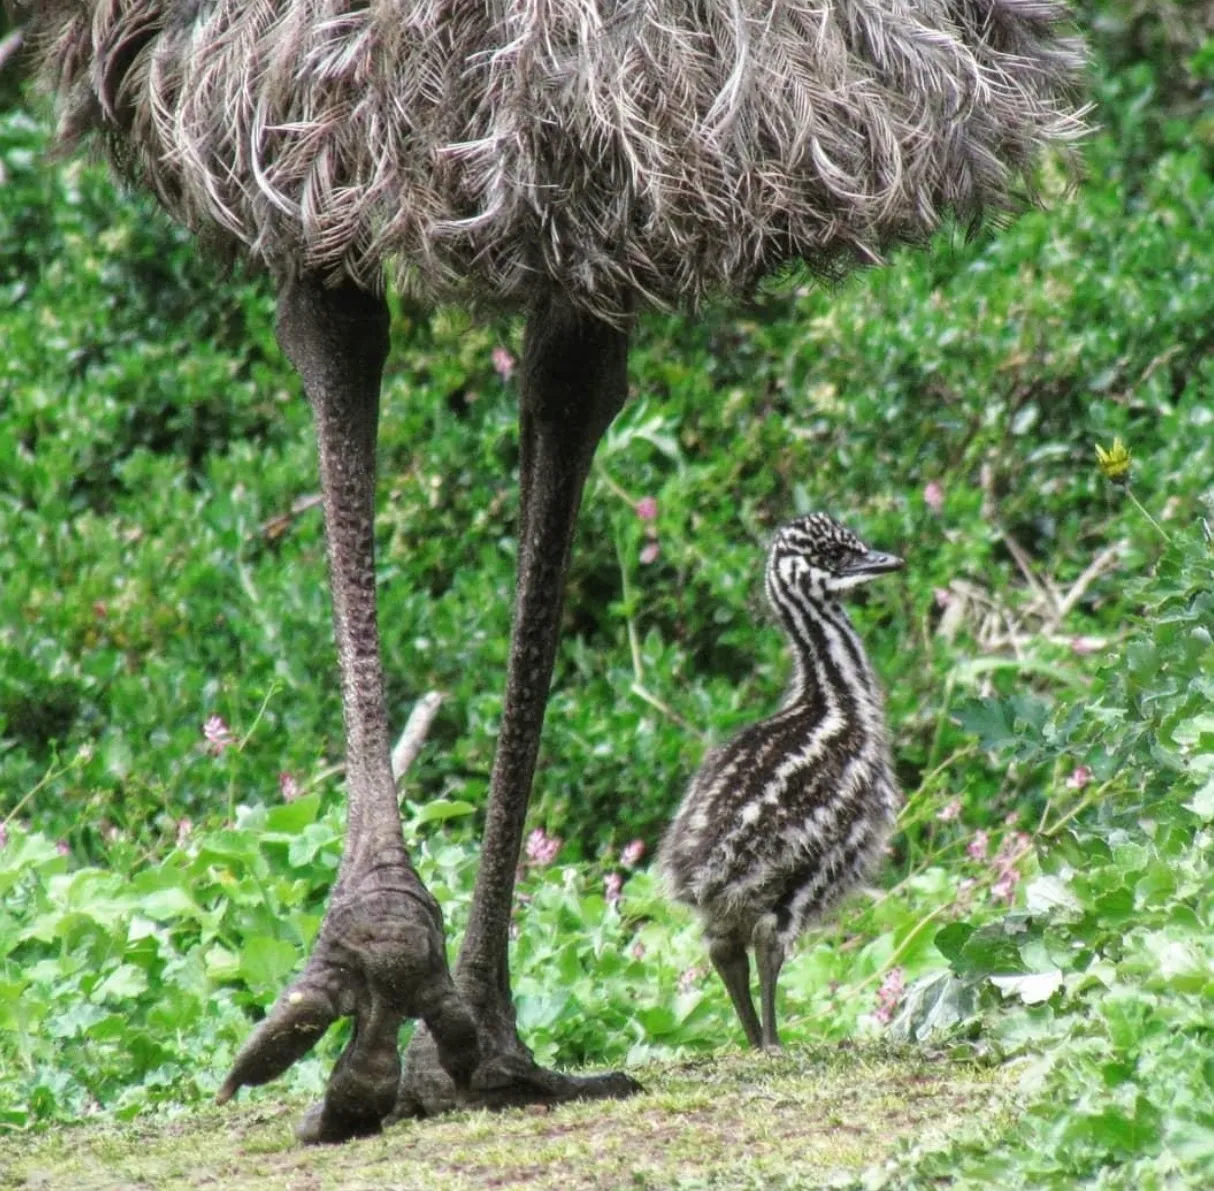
[491,346,515,381]
[1070,637,1104,656]
[923,481,945,514]
[635,496,658,522]
[621,839,646,868]
[630,940,646,961]
[279,772,302,802]
[990,831,1032,905]
[525,827,561,867]
[1065,765,1092,791]
[639,540,660,565]
[874,967,905,1025]
[56,840,70,857]
[991,868,1019,904]
[0,822,7,850]
[176,818,193,845]
[995,831,1031,867]
[933,587,953,608]
[604,871,623,906]
[936,799,962,823]
[203,715,235,756]
[677,966,703,994]
[966,830,989,861]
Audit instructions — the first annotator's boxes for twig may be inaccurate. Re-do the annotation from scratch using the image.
[593,462,636,508]
[237,681,283,750]
[630,681,704,738]
[307,762,346,790]
[999,530,1059,620]
[1132,344,1182,392]
[1050,542,1123,626]
[392,691,445,785]
[260,493,323,540]
[3,753,80,828]
[848,902,952,993]
[1041,776,1117,838]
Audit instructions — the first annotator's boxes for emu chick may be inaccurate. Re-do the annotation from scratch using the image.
[660,513,904,1049]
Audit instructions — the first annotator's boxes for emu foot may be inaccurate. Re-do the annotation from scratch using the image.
[393,1017,642,1120]
[217,861,479,1144]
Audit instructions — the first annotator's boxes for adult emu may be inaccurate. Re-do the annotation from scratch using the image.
[17,0,1084,1144]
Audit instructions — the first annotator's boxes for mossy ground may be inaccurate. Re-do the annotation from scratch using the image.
[0,1045,1009,1190]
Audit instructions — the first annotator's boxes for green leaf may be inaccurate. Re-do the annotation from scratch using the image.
[989,971,1063,1005]
[238,938,300,996]
[92,964,149,1004]
[890,970,979,1041]
[263,793,322,834]
[1024,875,1082,916]
[953,925,1029,977]
[1183,776,1214,822]
[140,886,202,921]
[955,698,1016,750]
[934,922,975,964]
[408,799,477,825]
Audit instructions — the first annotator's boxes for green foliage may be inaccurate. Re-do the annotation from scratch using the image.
[1,4,1213,1186]
[864,524,1214,1188]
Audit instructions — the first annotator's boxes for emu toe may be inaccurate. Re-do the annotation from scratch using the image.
[394,1021,641,1118]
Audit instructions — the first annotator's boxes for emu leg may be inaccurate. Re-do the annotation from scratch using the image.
[217,276,479,1143]
[753,917,786,1052]
[397,296,641,1115]
[708,936,763,1050]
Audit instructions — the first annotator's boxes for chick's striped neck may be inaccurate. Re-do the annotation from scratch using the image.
[765,567,880,722]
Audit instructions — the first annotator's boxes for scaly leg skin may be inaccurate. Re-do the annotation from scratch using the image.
[753,915,787,1053]
[216,276,481,1142]
[395,296,643,1117]
[708,935,764,1050]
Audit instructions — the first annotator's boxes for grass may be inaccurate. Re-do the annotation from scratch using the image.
[0,1045,1010,1191]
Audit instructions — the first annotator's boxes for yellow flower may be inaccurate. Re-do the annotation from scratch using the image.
[1095,438,1132,485]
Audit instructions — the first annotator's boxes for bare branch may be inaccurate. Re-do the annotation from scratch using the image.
[260,492,323,541]
[392,691,445,785]
[1051,543,1124,627]
[999,530,1059,621]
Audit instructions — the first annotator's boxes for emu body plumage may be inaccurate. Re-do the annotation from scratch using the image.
[31,0,1083,316]
[661,514,904,1049]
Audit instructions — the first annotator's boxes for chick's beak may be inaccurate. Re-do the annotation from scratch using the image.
[845,549,905,577]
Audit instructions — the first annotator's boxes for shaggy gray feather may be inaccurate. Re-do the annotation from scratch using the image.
[24,1,1085,315]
